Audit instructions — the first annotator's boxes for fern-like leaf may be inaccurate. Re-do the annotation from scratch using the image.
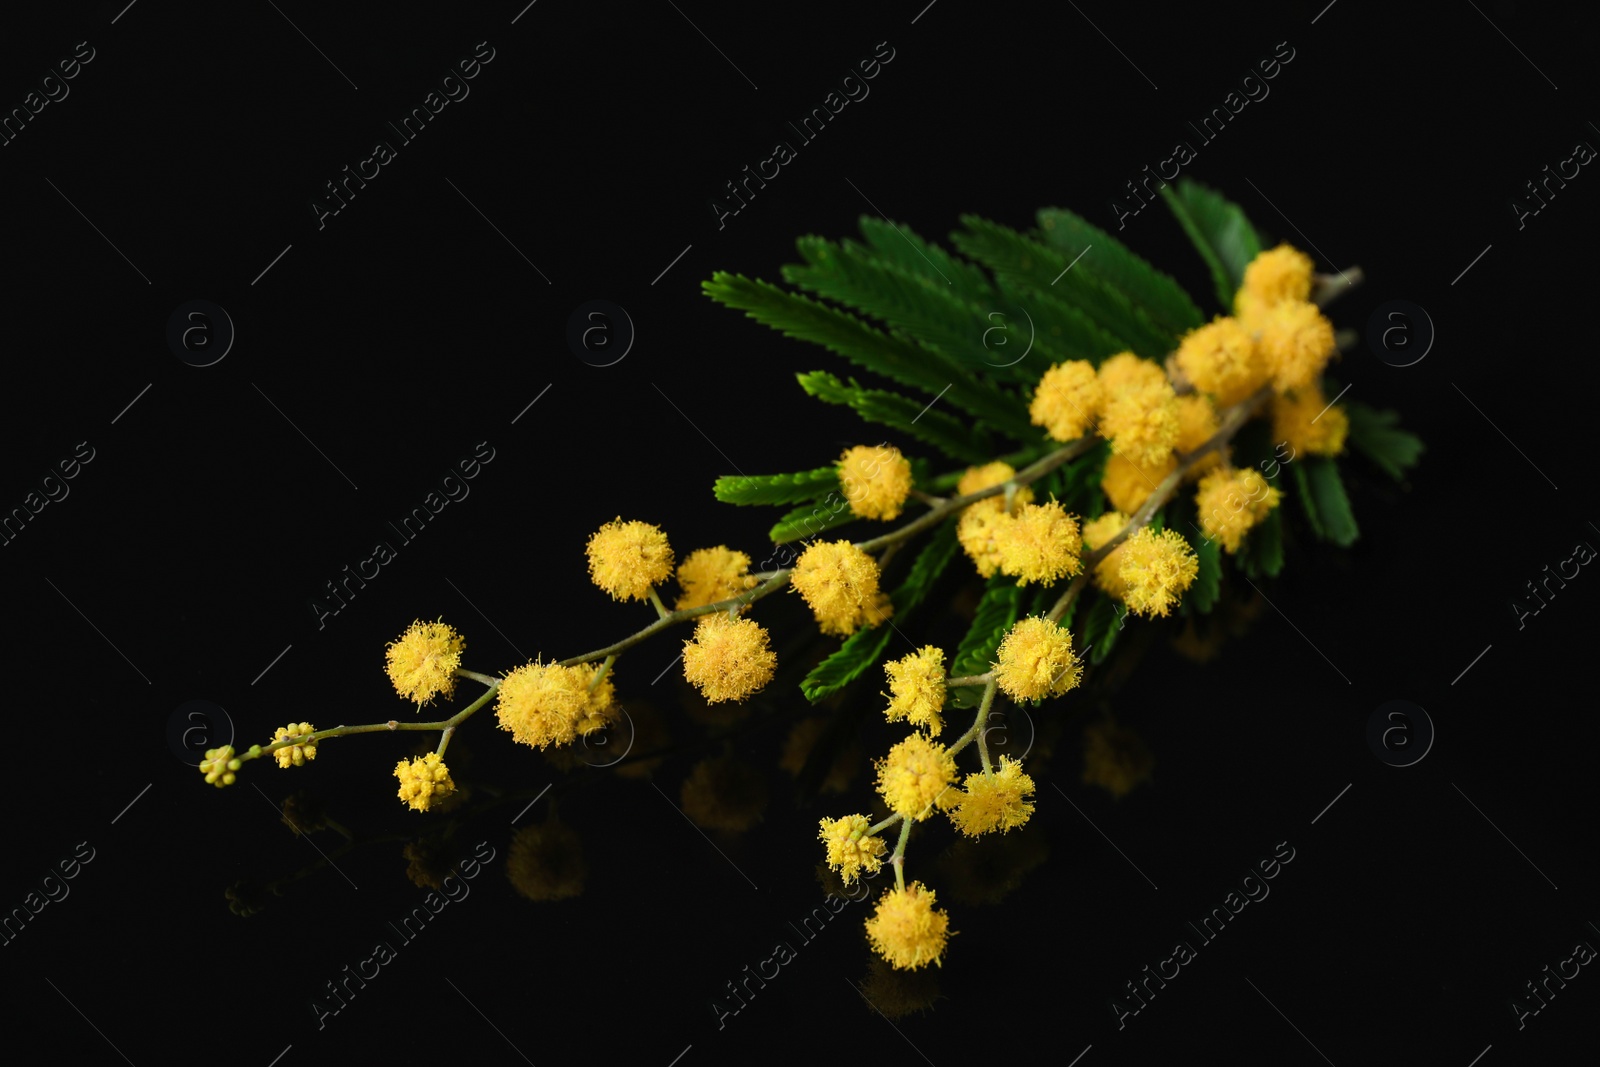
[797,371,995,463]
[714,468,839,506]
[1034,207,1203,335]
[952,215,1177,357]
[703,273,1035,439]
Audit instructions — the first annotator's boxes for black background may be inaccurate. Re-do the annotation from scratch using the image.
[2,1,1596,1064]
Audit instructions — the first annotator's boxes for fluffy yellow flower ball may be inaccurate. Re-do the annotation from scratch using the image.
[957,503,1008,578]
[955,463,1034,578]
[1272,386,1349,457]
[1101,449,1177,515]
[1081,510,1131,601]
[1118,528,1199,618]
[1174,393,1222,479]
[838,444,914,521]
[1176,317,1269,406]
[883,646,947,734]
[682,613,777,703]
[818,813,889,884]
[394,752,455,812]
[1100,379,1180,468]
[674,546,757,611]
[385,619,466,707]
[1238,243,1314,310]
[791,539,882,636]
[993,615,1081,702]
[1258,300,1335,394]
[947,756,1036,837]
[1195,467,1282,554]
[574,661,617,737]
[585,517,674,602]
[875,733,958,821]
[272,723,318,768]
[993,499,1082,587]
[495,661,590,749]
[865,882,952,970]
[1030,360,1103,442]
[956,461,1026,499]
[1097,352,1168,396]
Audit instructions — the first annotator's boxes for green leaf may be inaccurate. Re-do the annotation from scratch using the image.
[951,216,1177,358]
[894,519,962,615]
[702,273,1036,440]
[855,215,997,307]
[714,467,839,506]
[1292,461,1325,540]
[1239,508,1284,579]
[797,371,995,464]
[1188,532,1221,614]
[784,236,1043,385]
[798,522,960,702]
[798,616,894,703]
[1160,178,1263,310]
[1304,457,1359,547]
[1345,401,1424,481]
[1035,207,1204,335]
[1079,593,1123,666]
[993,275,1127,364]
[950,576,1023,708]
[769,499,857,543]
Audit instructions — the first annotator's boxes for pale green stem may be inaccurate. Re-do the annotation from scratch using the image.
[945,673,994,688]
[868,813,903,836]
[891,817,913,892]
[244,678,501,762]
[974,679,998,773]
[588,654,616,691]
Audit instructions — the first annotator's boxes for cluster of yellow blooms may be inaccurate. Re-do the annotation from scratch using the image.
[202,243,1357,973]
[817,617,1079,969]
[1022,243,1344,556]
[805,243,1351,969]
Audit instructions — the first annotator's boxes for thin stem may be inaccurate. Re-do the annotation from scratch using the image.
[891,816,913,892]
[974,679,998,773]
[588,654,616,691]
[647,587,671,620]
[245,678,501,762]
[945,673,994,688]
[868,813,903,836]
[558,573,793,666]
[456,668,501,687]
[946,707,989,759]
[435,726,455,758]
